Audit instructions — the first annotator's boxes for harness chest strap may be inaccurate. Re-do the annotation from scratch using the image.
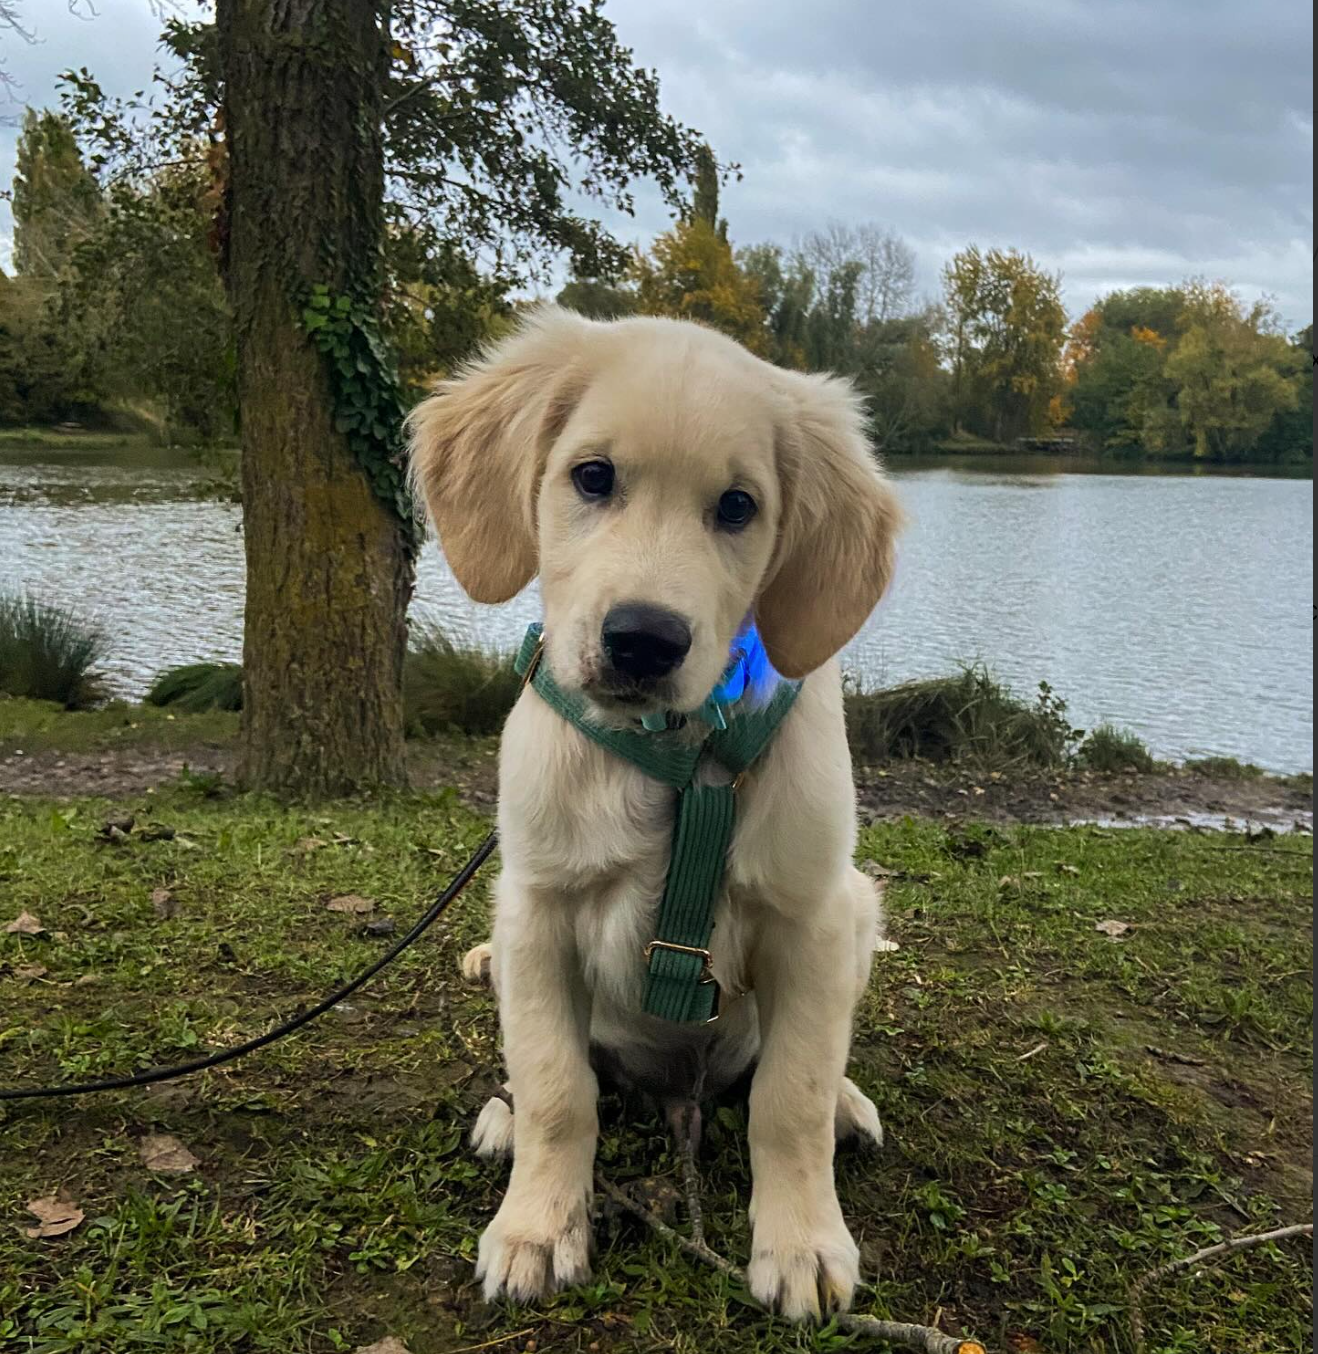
[513,624,800,1023]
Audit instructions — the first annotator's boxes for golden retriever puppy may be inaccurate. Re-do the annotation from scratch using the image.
[408,307,903,1321]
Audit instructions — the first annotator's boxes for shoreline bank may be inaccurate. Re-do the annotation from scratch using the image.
[0,704,1309,831]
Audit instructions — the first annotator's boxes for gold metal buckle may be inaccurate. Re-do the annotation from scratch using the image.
[643,939,715,981]
[644,940,721,1023]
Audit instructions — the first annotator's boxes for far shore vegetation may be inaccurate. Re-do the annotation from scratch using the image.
[4,109,1311,470]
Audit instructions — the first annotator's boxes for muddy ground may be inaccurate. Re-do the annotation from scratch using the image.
[1,734,1310,832]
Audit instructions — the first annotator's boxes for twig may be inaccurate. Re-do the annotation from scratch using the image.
[1144,1044,1207,1067]
[674,1106,705,1247]
[1127,1222,1313,1352]
[443,1327,536,1354]
[596,1173,987,1354]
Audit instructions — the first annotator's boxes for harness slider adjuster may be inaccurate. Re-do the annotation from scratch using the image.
[643,939,716,984]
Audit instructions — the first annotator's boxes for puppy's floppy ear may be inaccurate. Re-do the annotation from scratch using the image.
[407,306,597,603]
[756,371,905,679]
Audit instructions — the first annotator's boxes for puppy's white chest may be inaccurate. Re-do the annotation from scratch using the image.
[498,696,755,1013]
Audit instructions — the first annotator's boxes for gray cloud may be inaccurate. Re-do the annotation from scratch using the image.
[2,0,1311,325]
[600,0,1313,325]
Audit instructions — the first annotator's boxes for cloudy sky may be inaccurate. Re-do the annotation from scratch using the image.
[2,0,1312,326]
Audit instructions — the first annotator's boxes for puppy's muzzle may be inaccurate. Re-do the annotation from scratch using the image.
[600,603,692,684]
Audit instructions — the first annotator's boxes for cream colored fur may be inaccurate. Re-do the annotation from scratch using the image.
[408,307,904,1321]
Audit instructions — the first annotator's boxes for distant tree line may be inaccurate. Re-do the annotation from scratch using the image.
[2,102,1311,465]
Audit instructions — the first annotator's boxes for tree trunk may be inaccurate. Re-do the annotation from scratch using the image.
[218,0,411,797]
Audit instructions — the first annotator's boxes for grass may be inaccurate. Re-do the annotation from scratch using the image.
[1076,724,1158,774]
[402,627,522,738]
[146,663,245,713]
[0,789,1311,1354]
[931,433,1014,455]
[0,427,160,451]
[1184,756,1266,780]
[0,698,239,755]
[0,594,109,710]
[844,667,1080,770]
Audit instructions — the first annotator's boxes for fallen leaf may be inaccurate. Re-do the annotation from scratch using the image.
[325,894,375,915]
[1056,863,1080,876]
[860,858,898,878]
[151,888,179,919]
[139,823,176,843]
[1094,919,1131,940]
[96,814,135,839]
[14,963,48,980]
[353,1339,413,1354]
[362,917,396,937]
[294,836,328,856]
[1008,1336,1047,1354]
[4,911,46,935]
[24,1194,84,1238]
[139,1134,200,1174]
[998,875,1020,889]
[74,973,100,986]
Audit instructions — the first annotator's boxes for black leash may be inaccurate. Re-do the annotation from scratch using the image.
[0,831,498,1102]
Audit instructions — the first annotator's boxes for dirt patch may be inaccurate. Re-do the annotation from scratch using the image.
[854,762,1312,831]
[0,740,499,804]
[1,737,1309,833]
[0,746,234,797]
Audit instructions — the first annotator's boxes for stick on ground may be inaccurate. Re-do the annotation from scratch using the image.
[1126,1221,1313,1352]
[596,1173,988,1354]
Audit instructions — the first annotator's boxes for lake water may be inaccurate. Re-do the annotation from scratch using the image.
[1,445,1312,773]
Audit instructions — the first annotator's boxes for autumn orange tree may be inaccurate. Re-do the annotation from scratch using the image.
[1067,283,1307,461]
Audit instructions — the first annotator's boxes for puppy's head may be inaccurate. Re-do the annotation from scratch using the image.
[408,307,903,721]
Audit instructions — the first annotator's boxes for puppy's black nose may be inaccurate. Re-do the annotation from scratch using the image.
[601,604,692,682]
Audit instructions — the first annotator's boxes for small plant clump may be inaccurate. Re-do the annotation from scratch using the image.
[844,665,1083,769]
[1077,723,1158,773]
[0,593,107,710]
[146,663,244,713]
[1184,755,1266,780]
[402,624,521,737]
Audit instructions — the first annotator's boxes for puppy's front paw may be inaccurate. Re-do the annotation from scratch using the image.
[471,1093,514,1159]
[461,942,493,986]
[747,1212,859,1321]
[476,1198,592,1303]
[835,1076,884,1148]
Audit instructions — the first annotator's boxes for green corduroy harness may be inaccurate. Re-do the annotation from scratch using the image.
[514,623,800,1024]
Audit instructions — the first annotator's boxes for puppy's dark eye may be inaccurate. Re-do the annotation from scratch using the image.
[716,489,757,530]
[572,460,614,500]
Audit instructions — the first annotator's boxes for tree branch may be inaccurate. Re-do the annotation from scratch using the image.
[595,1173,988,1354]
[1126,1221,1313,1352]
